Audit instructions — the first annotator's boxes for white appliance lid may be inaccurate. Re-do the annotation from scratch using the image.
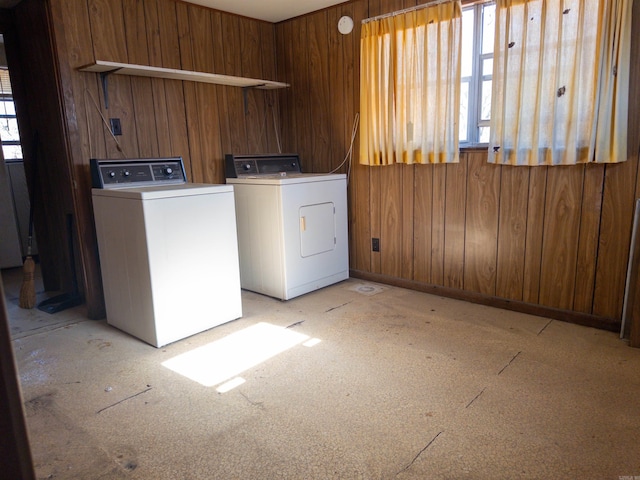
[91,183,233,199]
[226,173,346,185]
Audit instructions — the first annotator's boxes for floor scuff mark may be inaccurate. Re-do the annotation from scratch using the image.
[396,431,444,475]
[97,387,153,414]
[286,320,305,329]
[239,391,265,409]
[537,319,553,336]
[325,301,352,313]
[466,387,486,408]
[498,351,522,375]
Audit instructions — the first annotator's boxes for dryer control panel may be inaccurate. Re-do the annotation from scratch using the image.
[225,153,302,178]
[91,157,187,188]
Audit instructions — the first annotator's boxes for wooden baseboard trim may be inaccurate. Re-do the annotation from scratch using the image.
[349,270,621,333]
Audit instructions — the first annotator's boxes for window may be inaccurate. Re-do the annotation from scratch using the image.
[0,68,22,161]
[460,1,495,146]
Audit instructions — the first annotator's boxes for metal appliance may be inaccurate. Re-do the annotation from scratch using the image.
[91,157,242,347]
[226,154,348,300]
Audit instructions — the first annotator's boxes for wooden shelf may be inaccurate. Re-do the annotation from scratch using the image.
[78,60,289,90]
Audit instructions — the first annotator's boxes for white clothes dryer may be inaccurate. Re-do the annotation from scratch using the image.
[226,154,348,300]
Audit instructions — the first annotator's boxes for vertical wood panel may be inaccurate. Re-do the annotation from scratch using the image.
[102,74,139,158]
[87,0,128,62]
[177,3,203,182]
[573,163,605,313]
[328,7,346,172]
[381,164,403,277]
[87,0,139,158]
[431,165,446,284]
[123,0,149,64]
[193,8,221,182]
[496,165,529,300]
[370,166,382,274]
[593,159,639,318]
[275,21,295,154]
[211,11,233,156]
[464,152,499,295]
[62,0,106,161]
[538,167,583,310]
[522,166,547,304]
[157,0,181,69]
[413,165,433,282]
[222,14,248,156]
[157,0,191,172]
[292,18,313,169]
[240,18,266,153]
[124,0,158,158]
[349,0,370,272]
[401,164,414,280]
[444,158,467,289]
[308,11,332,173]
[259,22,279,153]
[144,0,171,157]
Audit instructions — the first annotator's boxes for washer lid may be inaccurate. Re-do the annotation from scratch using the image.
[91,183,233,199]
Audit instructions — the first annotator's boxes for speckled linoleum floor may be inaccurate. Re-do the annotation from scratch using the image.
[3,266,640,480]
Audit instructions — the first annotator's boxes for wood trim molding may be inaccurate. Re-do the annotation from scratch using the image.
[350,269,621,333]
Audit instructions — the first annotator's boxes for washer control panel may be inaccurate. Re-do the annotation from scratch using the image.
[91,158,187,188]
[225,154,302,178]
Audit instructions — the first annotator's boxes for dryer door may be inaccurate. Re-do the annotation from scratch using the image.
[299,202,335,257]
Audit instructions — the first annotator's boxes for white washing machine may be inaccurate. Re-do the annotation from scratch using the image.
[226,154,348,300]
[91,158,242,347]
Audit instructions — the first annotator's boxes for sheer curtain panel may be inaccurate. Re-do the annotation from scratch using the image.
[488,0,631,166]
[359,1,463,166]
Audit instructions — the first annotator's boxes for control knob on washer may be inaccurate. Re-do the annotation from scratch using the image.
[242,164,251,171]
[163,166,173,176]
[108,171,116,178]
[123,170,130,177]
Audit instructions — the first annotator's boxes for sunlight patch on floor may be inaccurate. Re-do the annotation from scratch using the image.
[162,322,312,389]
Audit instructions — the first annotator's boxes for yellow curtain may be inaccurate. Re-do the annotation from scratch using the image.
[488,0,632,166]
[359,1,462,166]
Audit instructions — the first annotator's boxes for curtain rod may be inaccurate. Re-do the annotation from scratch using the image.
[362,0,454,24]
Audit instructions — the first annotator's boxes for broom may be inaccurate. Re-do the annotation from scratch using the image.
[18,235,36,309]
[19,133,38,309]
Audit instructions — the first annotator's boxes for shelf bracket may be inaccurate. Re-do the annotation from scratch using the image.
[242,84,266,115]
[98,68,122,109]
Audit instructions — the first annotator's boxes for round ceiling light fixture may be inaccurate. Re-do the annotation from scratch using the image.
[338,15,354,35]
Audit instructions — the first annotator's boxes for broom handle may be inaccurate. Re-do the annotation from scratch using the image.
[26,131,39,255]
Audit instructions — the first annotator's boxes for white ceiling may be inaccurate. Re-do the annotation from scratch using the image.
[0,0,346,22]
[183,0,348,22]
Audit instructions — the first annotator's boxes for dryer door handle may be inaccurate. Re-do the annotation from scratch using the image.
[300,216,306,232]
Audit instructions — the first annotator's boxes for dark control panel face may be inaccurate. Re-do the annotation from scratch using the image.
[91,158,186,188]
[225,154,302,178]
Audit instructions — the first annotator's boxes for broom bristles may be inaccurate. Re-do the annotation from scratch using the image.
[19,255,36,309]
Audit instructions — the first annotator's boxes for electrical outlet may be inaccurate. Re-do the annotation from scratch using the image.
[109,118,122,136]
[372,237,380,252]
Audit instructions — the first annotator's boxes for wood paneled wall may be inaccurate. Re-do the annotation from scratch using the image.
[275,0,640,330]
[9,0,639,327]
[14,0,282,318]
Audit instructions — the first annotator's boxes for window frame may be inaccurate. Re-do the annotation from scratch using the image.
[0,89,23,162]
[460,1,494,148]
